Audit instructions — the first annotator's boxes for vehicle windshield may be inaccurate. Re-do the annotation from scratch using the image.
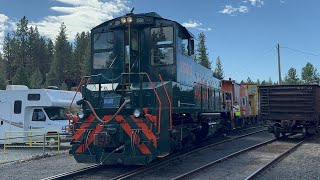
[44,107,68,120]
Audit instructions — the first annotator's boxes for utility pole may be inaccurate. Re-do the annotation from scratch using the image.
[277,43,282,85]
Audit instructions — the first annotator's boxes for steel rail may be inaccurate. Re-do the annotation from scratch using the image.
[172,138,276,180]
[245,139,306,180]
[111,128,267,180]
[41,164,101,180]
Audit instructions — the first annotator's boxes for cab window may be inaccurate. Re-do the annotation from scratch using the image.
[93,32,114,50]
[151,47,174,65]
[93,51,115,69]
[151,26,174,66]
[151,27,173,45]
[32,109,46,121]
[179,29,194,56]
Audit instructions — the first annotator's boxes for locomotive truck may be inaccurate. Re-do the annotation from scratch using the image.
[70,12,235,165]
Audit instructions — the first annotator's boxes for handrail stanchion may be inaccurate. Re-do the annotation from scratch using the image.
[29,132,32,147]
[158,74,172,130]
[4,132,7,154]
[143,73,162,135]
[43,134,46,157]
[68,77,85,134]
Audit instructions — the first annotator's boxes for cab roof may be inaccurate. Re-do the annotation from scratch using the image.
[92,12,194,39]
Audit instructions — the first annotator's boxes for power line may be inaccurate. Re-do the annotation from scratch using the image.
[281,46,320,56]
[225,45,277,81]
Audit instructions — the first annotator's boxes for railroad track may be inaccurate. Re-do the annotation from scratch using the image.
[172,136,305,180]
[111,128,267,180]
[42,126,267,180]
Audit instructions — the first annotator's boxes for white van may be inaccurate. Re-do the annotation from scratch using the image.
[0,85,82,144]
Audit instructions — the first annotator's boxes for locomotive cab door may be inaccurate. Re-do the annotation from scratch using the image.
[124,29,140,74]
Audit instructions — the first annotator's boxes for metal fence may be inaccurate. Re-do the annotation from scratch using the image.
[0,131,69,164]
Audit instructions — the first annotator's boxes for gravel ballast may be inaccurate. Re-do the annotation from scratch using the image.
[259,134,320,180]
[0,152,93,180]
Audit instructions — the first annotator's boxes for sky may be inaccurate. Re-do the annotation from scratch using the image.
[0,0,319,83]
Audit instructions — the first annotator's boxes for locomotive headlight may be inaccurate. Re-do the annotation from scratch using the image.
[78,111,84,119]
[133,109,142,118]
[120,17,127,24]
[127,16,133,23]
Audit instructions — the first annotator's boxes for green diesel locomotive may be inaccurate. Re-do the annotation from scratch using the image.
[70,12,225,165]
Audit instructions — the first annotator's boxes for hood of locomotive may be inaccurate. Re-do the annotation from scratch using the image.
[70,83,159,165]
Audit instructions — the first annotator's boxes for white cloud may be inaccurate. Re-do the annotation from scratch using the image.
[182,20,202,28]
[219,5,238,15]
[0,13,9,51]
[248,0,264,7]
[239,6,249,13]
[31,0,130,41]
[182,20,212,31]
[220,0,265,15]
[219,5,249,15]
[280,0,285,4]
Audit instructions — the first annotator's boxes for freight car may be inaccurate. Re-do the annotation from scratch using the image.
[69,12,226,165]
[222,80,258,129]
[259,85,320,138]
[241,83,259,122]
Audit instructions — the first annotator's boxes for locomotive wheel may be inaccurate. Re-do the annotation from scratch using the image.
[274,123,281,138]
[302,126,308,138]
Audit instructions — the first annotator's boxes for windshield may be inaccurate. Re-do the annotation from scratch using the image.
[44,107,68,120]
[94,32,114,50]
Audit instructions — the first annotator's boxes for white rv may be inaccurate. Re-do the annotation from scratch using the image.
[0,85,82,144]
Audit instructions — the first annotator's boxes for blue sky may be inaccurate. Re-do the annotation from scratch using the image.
[0,0,319,82]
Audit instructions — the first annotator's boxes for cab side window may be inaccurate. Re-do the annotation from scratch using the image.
[179,29,194,56]
[32,109,46,121]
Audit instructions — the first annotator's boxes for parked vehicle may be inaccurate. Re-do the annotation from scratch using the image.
[0,85,82,144]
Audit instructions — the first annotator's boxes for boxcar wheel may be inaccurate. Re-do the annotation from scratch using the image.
[302,126,308,138]
[274,131,280,138]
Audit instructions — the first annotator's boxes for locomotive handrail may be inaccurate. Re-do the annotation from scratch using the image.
[68,77,85,134]
[121,72,162,135]
[158,74,172,131]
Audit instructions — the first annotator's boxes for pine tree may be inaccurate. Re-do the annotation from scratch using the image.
[301,62,319,84]
[247,77,253,83]
[256,79,261,85]
[213,56,224,79]
[49,23,73,87]
[46,67,60,86]
[12,66,29,87]
[267,77,273,85]
[3,33,17,80]
[74,31,91,78]
[261,80,267,85]
[0,54,7,89]
[30,68,43,89]
[196,33,211,69]
[283,67,299,85]
[15,16,29,74]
